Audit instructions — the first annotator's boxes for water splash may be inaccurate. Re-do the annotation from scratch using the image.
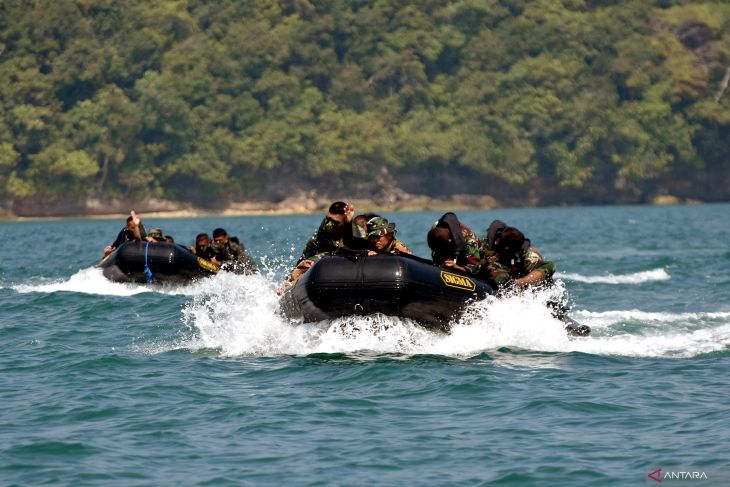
[14,264,726,359]
[12,267,149,296]
[179,276,729,359]
[559,268,671,284]
[572,309,730,328]
[11,267,213,297]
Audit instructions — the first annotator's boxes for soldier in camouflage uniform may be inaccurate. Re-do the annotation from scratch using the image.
[103,210,147,256]
[427,212,482,275]
[480,221,555,289]
[481,221,589,335]
[212,227,257,274]
[298,202,355,259]
[365,216,411,255]
[191,233,217,262]
[284,201,365,288]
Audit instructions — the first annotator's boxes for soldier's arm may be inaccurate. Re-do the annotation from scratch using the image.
[395,241,411,254]
[514,269,547,287]
[514,248,555,287]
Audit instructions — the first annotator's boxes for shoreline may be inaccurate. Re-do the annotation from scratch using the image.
[0,193,503,221]
[0,193,706,222]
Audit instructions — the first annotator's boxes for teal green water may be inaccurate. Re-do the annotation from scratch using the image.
[1,205,729,486]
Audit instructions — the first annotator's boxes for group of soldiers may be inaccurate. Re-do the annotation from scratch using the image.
[282,201,556,294]
[103,210,257,273]
[104,204,556,294]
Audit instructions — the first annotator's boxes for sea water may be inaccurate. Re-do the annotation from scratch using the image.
[1,204,728,486]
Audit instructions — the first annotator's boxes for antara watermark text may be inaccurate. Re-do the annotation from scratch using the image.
[648,468,710,483]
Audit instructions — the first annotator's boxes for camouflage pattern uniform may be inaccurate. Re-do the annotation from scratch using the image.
[300,217,346,261]
[482,245,555,286]
[292,214,378,281]
[293,216,350,276]
[214,240,258,274]
[381,238,410,254]
[457,224,483,275]
[193,243,217,262]
[366,216,411,254]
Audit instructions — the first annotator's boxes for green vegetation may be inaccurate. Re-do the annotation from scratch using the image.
[1,0,728,213]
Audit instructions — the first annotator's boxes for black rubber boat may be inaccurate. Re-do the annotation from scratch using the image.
[98,241,219,284]
[280,252,590,336]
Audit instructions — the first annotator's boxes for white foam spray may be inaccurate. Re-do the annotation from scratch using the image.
[12,264,727,359]
[559,268,671,284]
[11,266,216,297]
[180,275,730,359]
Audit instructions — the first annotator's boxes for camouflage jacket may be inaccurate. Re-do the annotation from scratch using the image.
[457,224,483,275]
[299,219,344,261]
[299,218,365,261]
[482,245,555,286]
[214,240,257,273]
[380,238,411,254]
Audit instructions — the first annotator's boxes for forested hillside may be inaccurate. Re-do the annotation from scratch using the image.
[1,0,728,215]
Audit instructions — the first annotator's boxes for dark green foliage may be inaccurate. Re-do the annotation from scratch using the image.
[1,0,728,210]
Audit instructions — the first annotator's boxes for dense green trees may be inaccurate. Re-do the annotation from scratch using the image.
[1,0,728,212]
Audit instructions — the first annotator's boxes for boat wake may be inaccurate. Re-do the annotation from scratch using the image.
[9,264,727,359]
[176,275,730,360]
[10,267,213,297]
[558,268,670,284]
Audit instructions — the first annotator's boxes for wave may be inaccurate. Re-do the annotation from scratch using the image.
[173,277,730,360]
[11,267,210,297]
[571,309,730,327]
[558,268,671,284]
[11,265,727,360]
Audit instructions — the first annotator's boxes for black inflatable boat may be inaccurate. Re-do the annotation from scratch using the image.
[280,253,490,332]
[280,253,591,336]
[98,241,219,284]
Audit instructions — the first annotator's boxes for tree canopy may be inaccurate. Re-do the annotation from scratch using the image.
[1,0,728,213]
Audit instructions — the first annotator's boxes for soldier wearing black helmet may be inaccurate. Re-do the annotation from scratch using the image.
[426,212,482,275]
[481,220,555,289]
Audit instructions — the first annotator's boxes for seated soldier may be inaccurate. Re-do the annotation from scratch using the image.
[481,222,555,289]
[212,227,257,273]
[146,227,166,243]
[164,235,175,244]
[426,212,482,275]
[365,216,411,255]
[191,233,217,263]
[481,220,584,333]
[285,201,361,286]
[300,202,355,259]
[103,210,147,256]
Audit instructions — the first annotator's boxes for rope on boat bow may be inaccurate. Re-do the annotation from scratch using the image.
[144,241,154,283]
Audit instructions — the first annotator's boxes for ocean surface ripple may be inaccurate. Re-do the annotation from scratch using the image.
[1,204,728,485]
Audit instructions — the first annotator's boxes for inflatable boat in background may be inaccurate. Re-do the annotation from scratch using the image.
[98,241,218,284]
